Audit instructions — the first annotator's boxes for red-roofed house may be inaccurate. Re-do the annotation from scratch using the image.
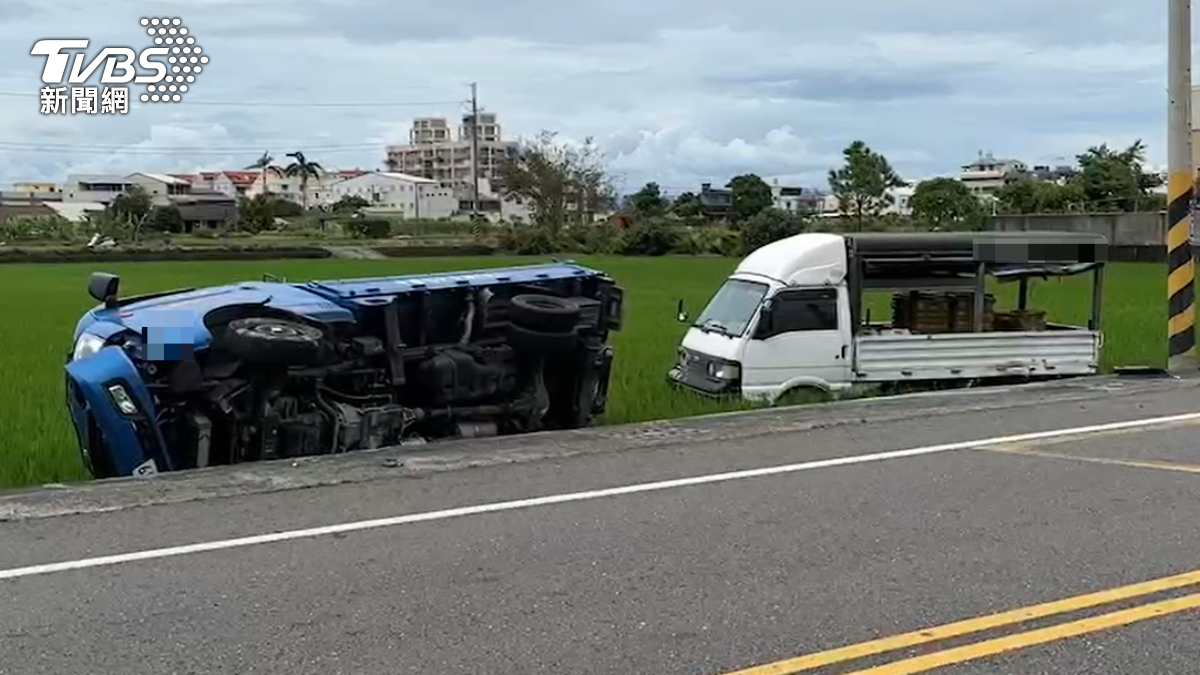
[222,171,260,196]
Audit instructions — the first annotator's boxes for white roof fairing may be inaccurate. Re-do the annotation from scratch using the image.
[734,233,848,287]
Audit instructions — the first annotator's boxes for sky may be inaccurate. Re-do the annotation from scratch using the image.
[0,0,1183,195]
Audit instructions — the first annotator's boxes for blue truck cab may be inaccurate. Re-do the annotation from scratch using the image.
[65,263,623,478]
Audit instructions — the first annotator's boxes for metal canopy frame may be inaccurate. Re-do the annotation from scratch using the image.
[844,232,1108,335]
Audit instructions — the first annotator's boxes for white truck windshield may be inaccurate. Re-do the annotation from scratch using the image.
[693,278,768,337]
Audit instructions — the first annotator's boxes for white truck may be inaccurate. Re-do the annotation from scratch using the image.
[667,231,1108,403]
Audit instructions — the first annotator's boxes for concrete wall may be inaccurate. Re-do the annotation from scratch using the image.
[987,212,1165,246]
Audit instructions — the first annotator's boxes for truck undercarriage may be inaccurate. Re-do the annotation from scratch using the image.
[69,266,623,478]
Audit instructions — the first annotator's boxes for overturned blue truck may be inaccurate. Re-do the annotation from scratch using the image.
[65,263,624,478]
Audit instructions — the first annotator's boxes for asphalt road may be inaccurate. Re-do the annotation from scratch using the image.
[5,375,1200,674]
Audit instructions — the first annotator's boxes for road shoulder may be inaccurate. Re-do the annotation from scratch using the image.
[1,374,1195,521]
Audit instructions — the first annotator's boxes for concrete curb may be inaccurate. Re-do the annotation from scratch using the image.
[2,374,1196,521]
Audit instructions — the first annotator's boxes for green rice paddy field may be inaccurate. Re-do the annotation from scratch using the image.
[0,256,1170,489]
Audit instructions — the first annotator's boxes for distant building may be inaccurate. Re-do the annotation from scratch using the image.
[384,112,518,204]
[770,179,825,213]
[1022,164,1078,183]
[61,172,236,230]
[12,181,61,196]
[326,171,457,219]
[697,182,732,219]
[816,185,914,218]
[959,152,1027,195]
[63,172,189,205]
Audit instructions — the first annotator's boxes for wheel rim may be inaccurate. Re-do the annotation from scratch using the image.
[251,323,306,339]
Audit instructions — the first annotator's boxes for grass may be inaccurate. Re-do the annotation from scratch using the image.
[0,256,1169,490]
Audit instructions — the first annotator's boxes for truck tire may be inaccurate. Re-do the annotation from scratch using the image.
[509,294,580,333]
[219,317,324,366]
[505,322,578,357]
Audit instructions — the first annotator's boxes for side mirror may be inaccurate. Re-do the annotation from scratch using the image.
[88,272,120,308]
[676,298,689,323]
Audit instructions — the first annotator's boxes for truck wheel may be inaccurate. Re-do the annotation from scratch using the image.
[509,294,580,333]
[219,317,324,365]
[506,322,578,357]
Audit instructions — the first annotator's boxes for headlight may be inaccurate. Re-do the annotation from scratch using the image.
[107,384,139,415]
[72,333,106,361]
[707,361,741,380]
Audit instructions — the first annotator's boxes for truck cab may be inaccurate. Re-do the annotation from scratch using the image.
[670,233,854,400]
[669,231,1107,403]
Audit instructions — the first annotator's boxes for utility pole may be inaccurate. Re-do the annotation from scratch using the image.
[1167,0,1196,371]
[469,82,481,217]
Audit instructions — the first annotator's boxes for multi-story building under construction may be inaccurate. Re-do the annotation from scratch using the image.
[384,112,517,202]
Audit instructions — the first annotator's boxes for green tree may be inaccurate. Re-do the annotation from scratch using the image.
[1071,140,1161,212]
[910,177,983,230]
[283,151,323,211]
[496,130,617,230]
[994,178,1086,214]
[827,140,904,231]
[739,208,809,255]
[146,205,184,233]
[236,193,295,233]
[332,195,370,214]
[107,185,154,241]
[726,174,773,222]
[109,185,152,224]
[627,182,669,216]
[672,191,702,218]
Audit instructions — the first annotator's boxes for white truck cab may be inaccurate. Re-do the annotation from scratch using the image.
[668,231,1107,403]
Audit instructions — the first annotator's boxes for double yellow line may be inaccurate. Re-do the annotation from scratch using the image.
[720,567,1200,675]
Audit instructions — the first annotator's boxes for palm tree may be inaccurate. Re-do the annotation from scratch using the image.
[284,151,323,211]
[245,151,281,196]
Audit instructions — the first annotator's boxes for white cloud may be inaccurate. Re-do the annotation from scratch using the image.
[0,0,1187,192]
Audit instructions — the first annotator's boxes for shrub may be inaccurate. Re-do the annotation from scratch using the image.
[345,217,392,239]
[739,208,810,255]
[497,223,566,255]
[146,205,184,234]
[0,215,75,242]
[620,217,681,256]
[565,224,626,255]
[675,226,741,256]
[272,199,304,218]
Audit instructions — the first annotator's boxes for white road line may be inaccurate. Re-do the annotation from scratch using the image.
[3,410,1200,582]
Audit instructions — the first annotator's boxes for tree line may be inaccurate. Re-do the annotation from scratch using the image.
[494,131,1170,235]
[34,132,1168,250]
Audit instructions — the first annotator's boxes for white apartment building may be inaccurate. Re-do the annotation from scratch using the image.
[385,112,517,201]
[959,152,1027,195]
[816,185,915,218]
[326,171,457,219]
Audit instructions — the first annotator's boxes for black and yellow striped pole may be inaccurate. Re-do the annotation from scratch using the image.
[1167,174,1194,367]
[1167,0,1195,370]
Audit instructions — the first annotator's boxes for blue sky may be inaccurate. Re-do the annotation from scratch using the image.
[0,0,1179,194]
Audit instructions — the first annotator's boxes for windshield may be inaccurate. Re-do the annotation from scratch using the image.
[693,278,769,337]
